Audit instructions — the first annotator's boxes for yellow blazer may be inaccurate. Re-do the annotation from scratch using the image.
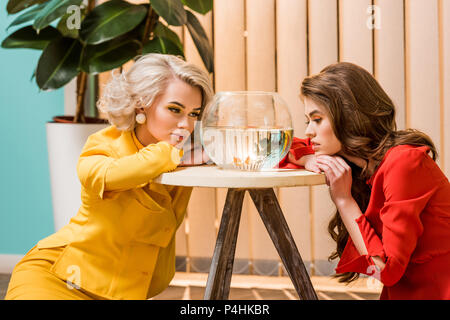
[37,125,192,299]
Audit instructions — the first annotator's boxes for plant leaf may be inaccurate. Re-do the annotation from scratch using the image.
[36,37,82,90]
[142,36,184,57]
[7,0,47,14]
[153,22,183,52]
[80,0,147,45]
[81,36,141,74]
[181,0,213,15]
[151,0,187,26]
[33,0,83,32]
[1,25,61,50]
[6,2,47,30]
[185,10,213,72]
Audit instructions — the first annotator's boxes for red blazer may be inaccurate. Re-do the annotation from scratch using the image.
[280,140,450,299]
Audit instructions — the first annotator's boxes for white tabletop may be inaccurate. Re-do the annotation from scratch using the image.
[153,165,326,188]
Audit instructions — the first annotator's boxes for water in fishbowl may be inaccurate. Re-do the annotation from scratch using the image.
[201,126,293,171]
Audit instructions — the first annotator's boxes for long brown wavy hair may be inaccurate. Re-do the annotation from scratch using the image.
[301,62,437,283]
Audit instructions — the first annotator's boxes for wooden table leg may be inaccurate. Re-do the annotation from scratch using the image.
[248,188,318,300]
[204,188,246,300]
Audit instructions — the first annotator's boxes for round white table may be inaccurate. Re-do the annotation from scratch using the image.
[154,164,326,188]
[154,165,326,300]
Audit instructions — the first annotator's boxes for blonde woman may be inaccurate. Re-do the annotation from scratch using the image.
[5,54,213,300]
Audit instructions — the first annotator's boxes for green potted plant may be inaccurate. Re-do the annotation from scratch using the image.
[2,0,214,230]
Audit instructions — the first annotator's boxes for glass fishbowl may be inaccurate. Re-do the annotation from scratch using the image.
[200,91,293,171]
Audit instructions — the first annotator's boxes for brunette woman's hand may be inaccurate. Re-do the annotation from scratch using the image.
[288,153,321,173]
[316,155,353,206]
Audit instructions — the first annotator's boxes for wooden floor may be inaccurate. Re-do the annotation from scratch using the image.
[0,274,10,300]
[1,272,382,300]
[151,272,381,300]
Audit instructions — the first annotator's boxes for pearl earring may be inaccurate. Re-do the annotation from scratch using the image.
[136,113,146,124]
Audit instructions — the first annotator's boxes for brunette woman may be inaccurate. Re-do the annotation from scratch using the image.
[281,62,450,299]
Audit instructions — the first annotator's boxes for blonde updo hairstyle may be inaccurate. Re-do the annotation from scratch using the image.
[97,53,213,131]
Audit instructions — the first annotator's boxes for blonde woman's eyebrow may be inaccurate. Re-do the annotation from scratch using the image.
[168,101,201,110]
[168,101,185,108]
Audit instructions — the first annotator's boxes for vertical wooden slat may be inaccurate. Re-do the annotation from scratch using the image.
[168,9,188,270]
[182,10,217,272]
[245,0,278,274]
[308,0,339,74]
[440,0,450,177]
[339,0,373,73]
[276,0,308,137]
[183,187,217,271]
[213,0,248,269]
[308,0,339,276]
[184,11,213,74]
[213,0,246,92]
[276,0,311,273]
[405,0,441,164]
[173,26,187,268]
[175,220,188,267]
[246,0,276,92]
[374,0,406,130]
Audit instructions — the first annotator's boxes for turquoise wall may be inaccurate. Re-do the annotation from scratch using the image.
[0,10,64,254]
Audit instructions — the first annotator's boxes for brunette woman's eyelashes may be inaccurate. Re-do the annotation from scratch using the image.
[305,118,322,125]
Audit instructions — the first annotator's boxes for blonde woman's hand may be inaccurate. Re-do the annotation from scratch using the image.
[288,153,321,173]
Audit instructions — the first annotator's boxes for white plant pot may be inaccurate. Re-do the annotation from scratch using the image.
[46,121,108,231]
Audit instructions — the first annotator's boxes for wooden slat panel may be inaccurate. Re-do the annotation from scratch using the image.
[245,0,278,269]
[212,0,249,264]
[92,0,448,278]
[440,0,450,177]
[308,0,339,276]
[405,0,441,165]
[339,0,373,73]
[374,0,406,130]
[276,0,311,268]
